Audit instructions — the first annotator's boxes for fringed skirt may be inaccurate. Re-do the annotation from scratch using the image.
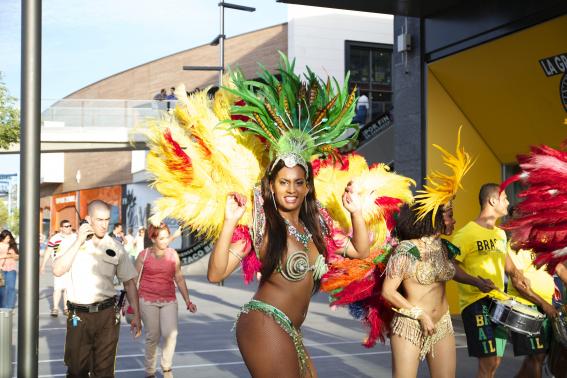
[390,310,454,360]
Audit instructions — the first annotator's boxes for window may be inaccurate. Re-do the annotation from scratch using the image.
[345,41,393,122]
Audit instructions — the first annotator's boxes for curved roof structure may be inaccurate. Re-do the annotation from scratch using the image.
[66,23,288,100]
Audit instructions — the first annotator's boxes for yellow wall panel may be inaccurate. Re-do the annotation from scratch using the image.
[427,70,502,314]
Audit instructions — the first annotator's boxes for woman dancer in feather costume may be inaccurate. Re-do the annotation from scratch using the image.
[382,129,497,378]
[205,55,373,377]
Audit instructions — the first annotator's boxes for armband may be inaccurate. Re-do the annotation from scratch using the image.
[228,248,243,262]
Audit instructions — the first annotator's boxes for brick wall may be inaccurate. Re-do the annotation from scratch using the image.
[66,24,288,100]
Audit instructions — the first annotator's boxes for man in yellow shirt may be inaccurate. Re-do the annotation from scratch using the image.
[507,247,557,378]
[452,183,531,378]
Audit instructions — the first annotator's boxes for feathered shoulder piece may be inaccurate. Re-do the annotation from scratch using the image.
[414,126,475,222]
[225,51,358,174]
[314,153,414,250]
[441,238,461,259]
[501,142,567,272]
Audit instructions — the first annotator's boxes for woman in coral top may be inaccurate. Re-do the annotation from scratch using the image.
[135,223,197,378]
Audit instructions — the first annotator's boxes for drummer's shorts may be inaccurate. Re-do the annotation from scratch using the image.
[461,297,508,357]
[510,307,551,356]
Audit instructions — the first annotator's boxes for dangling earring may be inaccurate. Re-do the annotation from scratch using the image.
[303,199,307,212]
[271,191,277,209]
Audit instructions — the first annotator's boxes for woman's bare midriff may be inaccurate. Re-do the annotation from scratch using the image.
[253,238,321,327]
[402,278,449,323]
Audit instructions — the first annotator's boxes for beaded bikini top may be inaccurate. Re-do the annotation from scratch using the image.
[385,237,458,285]
[277,220,328,282]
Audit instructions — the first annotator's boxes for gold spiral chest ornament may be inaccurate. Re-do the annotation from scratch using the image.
[280,219,326,282]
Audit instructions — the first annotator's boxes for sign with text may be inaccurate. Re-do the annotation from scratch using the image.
[539,53,567,113]
[177,239,213,265]
[539,53,567,77]
[359,112,393,144]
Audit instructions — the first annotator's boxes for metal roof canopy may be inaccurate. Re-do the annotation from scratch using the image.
[277,0,466,17]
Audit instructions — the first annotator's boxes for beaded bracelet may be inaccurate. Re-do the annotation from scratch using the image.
[228,248,243,261]
[342,236,351,257]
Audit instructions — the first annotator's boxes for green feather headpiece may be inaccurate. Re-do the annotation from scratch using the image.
[226,52,359,176]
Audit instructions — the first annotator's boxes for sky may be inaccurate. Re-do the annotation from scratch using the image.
[0,0,288,175]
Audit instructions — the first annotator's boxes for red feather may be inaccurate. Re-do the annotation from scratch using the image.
[163,129,193,183]
[500,173,524,192]
[375,196,403,231]
[502,143,567,268]
[332,276,376,305]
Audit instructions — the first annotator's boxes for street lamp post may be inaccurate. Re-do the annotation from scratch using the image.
[183,2,255,86]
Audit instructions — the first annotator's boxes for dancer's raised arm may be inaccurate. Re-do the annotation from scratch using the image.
[208,193,249,283]
[339,183,370,259]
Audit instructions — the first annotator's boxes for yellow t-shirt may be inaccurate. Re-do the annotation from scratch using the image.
[452,221,508,311]
[507,248,555,305]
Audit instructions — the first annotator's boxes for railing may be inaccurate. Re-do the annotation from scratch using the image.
[40,99,177,128]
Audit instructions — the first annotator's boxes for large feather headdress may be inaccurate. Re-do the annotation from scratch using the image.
[226,51,359,174]
[414,127,475,221]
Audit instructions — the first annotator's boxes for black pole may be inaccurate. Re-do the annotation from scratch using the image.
[18,0,41,376]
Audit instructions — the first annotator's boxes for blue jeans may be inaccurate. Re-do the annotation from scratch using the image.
[0,270,17,308]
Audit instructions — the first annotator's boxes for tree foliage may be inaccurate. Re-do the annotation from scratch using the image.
[0,72,20,149]
[9,207,19,236]
[0,200,8,228]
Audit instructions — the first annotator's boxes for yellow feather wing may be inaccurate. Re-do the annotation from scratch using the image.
[144,84,268,240]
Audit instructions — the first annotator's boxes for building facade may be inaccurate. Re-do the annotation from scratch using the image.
[40,11,395,248]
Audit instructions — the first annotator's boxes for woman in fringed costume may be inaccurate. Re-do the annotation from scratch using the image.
[381,128,493,378]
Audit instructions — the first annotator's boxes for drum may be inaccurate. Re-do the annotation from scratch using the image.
[489,299,545,336]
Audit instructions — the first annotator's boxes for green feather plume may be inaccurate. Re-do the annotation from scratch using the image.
[225,52,359,163]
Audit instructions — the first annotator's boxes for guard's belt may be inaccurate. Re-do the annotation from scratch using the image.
[67,297,116,313]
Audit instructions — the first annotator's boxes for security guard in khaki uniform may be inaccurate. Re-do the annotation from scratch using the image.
[54,200,142,377]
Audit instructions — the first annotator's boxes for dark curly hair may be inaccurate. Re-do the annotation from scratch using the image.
[395,204,445,240]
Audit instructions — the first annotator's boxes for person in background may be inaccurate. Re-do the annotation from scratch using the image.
[0,229,19,309]
[110,223,124,245]
[40,219,77,316]
[135,227,146,257]
[507,246,558,378]
[123,227,136,260]
[166,87,177,111]
[136,222,197,378]
[353,91,369,125]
